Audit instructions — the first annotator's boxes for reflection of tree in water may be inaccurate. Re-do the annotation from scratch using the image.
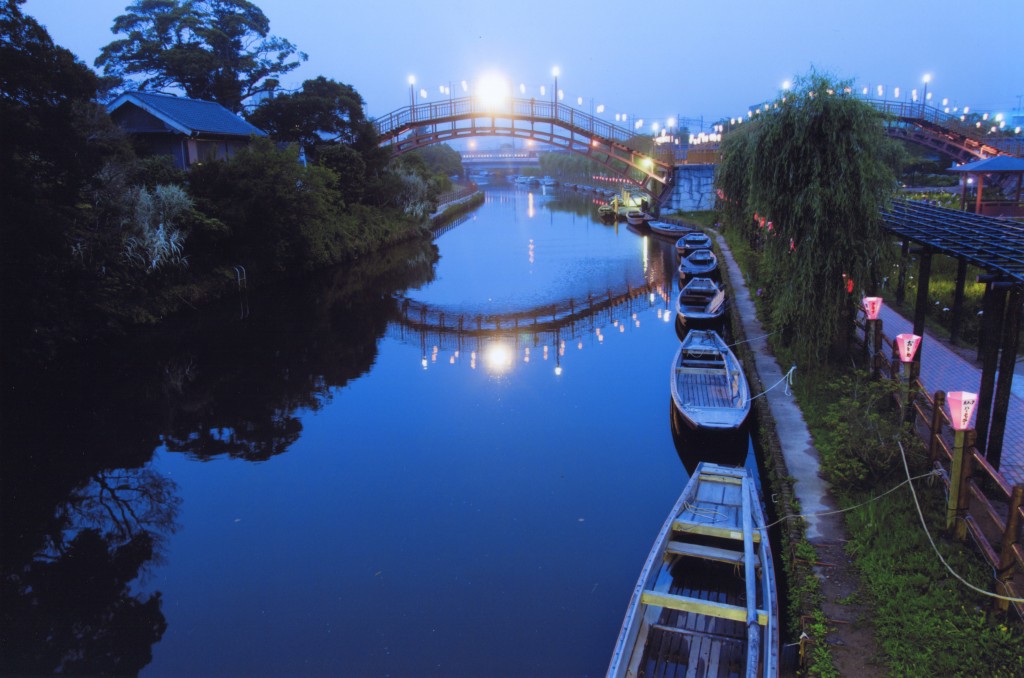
[2,467,180,674]
[1,236,438,672]
[158,238,438,462]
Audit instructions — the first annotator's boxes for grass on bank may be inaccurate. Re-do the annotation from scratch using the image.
[713,216,1023,677]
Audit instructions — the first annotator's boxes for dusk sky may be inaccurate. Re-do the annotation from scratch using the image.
[23,0,1024,132]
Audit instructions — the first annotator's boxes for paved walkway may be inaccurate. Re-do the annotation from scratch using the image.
[877,305,1023,488]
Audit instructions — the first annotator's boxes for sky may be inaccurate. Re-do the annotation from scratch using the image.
[22,0,1024,132]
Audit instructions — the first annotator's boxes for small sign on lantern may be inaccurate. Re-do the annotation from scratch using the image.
[862,297,883,320]
[946,391,978,431]
[895,333,921,363]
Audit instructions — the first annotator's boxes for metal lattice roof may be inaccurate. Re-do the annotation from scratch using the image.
[881,200,1024,284]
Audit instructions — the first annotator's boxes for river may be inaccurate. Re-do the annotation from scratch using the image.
[1,183,757,676]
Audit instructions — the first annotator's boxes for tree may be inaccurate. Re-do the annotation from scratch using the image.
[246,76,371,151]
[716,71,902,363]
[96,0,306,112]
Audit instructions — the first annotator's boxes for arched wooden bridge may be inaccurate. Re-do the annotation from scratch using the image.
[871,100,1023,163]
[373,96,675,201]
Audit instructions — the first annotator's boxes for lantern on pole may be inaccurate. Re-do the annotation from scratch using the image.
[862,297,883,320]
[862,297,883,376]
[895,333,921,363]
[946,391,978,431]
[944,390,977,534]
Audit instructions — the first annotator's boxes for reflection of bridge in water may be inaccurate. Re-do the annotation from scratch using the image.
[388,230,679,371]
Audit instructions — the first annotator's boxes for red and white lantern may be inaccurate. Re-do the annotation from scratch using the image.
[946,391,978,431]
[862,297,883,320]
[895,333,921,363]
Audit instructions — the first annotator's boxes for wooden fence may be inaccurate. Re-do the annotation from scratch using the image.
[857,314,1024,619]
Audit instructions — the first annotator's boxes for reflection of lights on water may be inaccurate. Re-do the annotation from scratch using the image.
[554,366,563,376]
[656,308,663,319]
[421,357,428,369]
[543,345,549,360]
[635,320,641,327]
[649,293,655,303]
[528,239,535,264]
[449,355,455,364]
[470,350,477,370]
[485,344,514,373]
[528,192,535,218]
[559,340,565,356]
[620,324,625,333]
[578,341,583,350]
[523,347,530,363]
[663,312,671,323]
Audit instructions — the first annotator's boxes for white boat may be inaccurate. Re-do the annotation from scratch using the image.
[676,278,728,333]
[542,176,558,186]
[670,329,750,430]
[678,249,719,279]
[648,220,691,238]
[626,210,649,226]
[607,462,779,678]
[676,231,712,256]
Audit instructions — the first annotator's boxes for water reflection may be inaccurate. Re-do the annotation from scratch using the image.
[0,237,440,672]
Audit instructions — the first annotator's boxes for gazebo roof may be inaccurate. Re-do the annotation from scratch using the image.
[948,156,1024,173]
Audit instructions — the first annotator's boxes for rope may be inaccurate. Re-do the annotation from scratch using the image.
[759,468,939,532]
[897,441,1024,604]
[749,365,796,401]
[726,330,779,350]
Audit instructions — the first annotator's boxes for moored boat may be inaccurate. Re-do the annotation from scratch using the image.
[678,248,719,281]
[626,210,649,226]
[669,329,750,430]
[606,462,778,678]
[648,220,691,239]
[676,231,712,256]
[676,278,728,334]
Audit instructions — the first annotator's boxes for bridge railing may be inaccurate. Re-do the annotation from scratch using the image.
[374,96,656,153]
[864,99,1022,156]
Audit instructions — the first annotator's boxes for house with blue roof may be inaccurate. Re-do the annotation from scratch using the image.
[107,91,267,169]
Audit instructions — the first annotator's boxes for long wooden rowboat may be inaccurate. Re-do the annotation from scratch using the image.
[676,278,728,334]
[607,462,779,678]
[670,329,750,430]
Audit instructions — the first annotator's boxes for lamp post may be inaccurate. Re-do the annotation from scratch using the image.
[408,75,415,109]
[895,332,922,424]
[945,391,977,535]
[551,66,559,109]
[922,73,931,115]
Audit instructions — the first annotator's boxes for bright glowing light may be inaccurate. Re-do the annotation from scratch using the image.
[408,75,415,86]
[419,88,427,99]
[577,96,583,105]
[519,83,526,94]
[485,344,513,373]
[552,66,560,78]
[635,119,643,129]
[922,73,931,84]
[782,80,791,90]
[667,117,676,128]
[554,366,563,376]
[651,121,660,132]
[540,85,546,97]
[475,73,510,109]
[596,104,605,113]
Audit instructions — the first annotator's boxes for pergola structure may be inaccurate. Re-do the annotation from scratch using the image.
[883,200,1023,466]
[948,156,1024,217]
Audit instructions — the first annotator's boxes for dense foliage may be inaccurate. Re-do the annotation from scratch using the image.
[1,1,446,365]
[716,71,902,364]
[96,0,306,112]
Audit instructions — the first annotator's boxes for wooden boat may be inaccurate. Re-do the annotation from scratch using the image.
[676,278,728,333]
[676,231,712,256]
[678,248,719,280]
[648,220,691,239]
[606,462,779,678]
[670,329,750,430]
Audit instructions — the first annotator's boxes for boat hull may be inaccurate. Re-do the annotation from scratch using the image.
[669,329,750,430]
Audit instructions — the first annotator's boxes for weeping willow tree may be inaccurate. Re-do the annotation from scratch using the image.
[716,71,903,364]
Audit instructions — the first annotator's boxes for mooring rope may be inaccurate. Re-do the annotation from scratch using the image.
[749,365,797,401]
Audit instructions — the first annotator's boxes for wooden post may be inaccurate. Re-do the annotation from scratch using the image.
[975,174,984,214]
[896,240,909,305]
[872,319,884,380]
[985,285,1022,469]
[912,249,932,363]
[995,485,1024,613]
[903,360,919,427]
[946,428,975,536]
[975,285,1007,455]
[928,391,946,464]
[949,258,968,346]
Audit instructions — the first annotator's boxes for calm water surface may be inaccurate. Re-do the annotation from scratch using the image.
[2,185,755,676]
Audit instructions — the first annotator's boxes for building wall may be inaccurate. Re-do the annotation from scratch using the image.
[665,165,717,212]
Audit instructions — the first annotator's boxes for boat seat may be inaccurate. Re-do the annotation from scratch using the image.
[640,590,769,626]
[666,540,757,567]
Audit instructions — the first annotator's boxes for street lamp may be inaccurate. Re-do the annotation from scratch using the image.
[862,297,883,376]
[408,75,415,108]
[922,73,931,110]
[945,390,978,533]
[552,66,560,108]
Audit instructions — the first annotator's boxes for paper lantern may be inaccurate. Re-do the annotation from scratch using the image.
[895,333,921,363]
[946,391,978,431]
[862,297,883,320]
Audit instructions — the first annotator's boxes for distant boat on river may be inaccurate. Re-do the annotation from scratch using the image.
[606,461,779,678]
[678,249,719,281]
[676,231,712,256]
[676,278,728,334]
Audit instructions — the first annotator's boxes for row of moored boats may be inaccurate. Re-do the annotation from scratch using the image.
[606,225,779,677]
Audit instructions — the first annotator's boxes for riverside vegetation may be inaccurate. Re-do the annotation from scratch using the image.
[1,1,462,374]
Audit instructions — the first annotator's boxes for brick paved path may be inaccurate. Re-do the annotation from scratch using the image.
[877,305,1023,487]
